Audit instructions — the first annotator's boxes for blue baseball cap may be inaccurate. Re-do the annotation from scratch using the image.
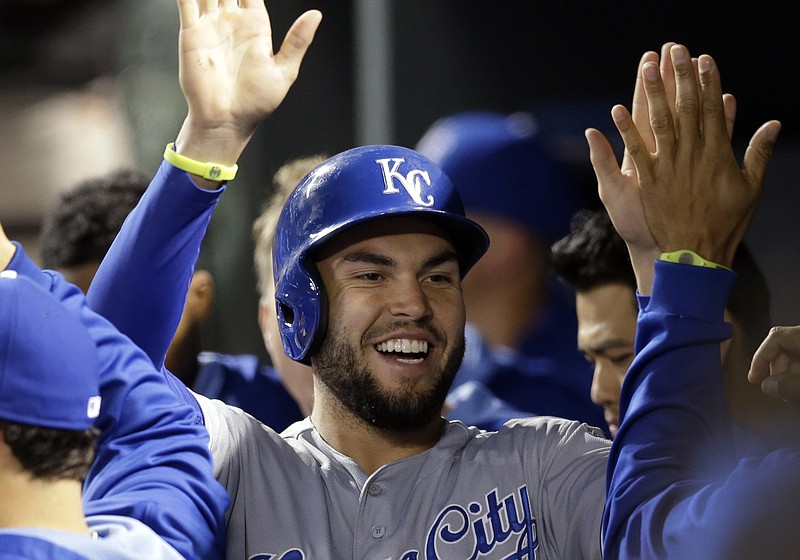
[0,271,101,430]
[416,110,580,241]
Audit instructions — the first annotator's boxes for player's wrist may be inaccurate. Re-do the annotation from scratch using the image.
[164,143,239,182]
[658,249,731,271]
[173,118,252,167]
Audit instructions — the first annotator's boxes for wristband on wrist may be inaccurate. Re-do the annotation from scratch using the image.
[163,143,238,181]
[659,249,731,271]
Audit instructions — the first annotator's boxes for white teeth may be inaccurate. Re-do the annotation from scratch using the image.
[376,339,428,354]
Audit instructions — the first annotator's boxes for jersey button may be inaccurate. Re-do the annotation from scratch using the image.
[371,525,386,539]
[367,483,384,496]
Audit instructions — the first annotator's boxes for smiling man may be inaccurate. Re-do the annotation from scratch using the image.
[84,0,611,557]
[95,142,612,559]
[312,218,464,435]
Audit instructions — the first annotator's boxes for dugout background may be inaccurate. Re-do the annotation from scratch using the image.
[1,0,797,365]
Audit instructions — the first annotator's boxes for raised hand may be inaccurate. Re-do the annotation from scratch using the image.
[627,45,778,267]
[586,50,661,293]
[587,43,779,293]
[174,0,321,168]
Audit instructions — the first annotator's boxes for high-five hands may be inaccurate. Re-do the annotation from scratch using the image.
[586,43,780,294]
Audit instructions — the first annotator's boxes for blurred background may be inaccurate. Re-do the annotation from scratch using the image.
[1,0,797,363]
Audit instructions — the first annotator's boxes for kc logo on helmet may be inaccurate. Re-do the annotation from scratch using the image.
[375,158,435,207]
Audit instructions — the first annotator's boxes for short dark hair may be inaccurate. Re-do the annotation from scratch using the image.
[39,169,150,269]
[551,208,636,293]
[552,208,771,355]
[0,420,98,482]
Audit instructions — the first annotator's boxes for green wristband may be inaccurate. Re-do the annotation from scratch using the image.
[163,143,238,181]
[659,249,731,271]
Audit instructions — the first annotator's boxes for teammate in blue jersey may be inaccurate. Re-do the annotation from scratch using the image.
[587,42,799,559]
[87,0,611,557]
[0,224,227,558]
[38,167,305,431]
[550,208,796,449]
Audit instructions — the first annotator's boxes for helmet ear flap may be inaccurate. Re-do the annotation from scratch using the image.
[274,260,328,366]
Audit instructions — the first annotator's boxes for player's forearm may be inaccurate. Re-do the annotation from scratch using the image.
[603,261,737,558]
[15,247,229,560]
[88,161,223,370]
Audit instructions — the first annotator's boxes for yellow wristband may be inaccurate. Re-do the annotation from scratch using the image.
[659,250,731,271]
[163,143,238,181]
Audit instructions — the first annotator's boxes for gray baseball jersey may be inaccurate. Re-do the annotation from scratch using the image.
[197,394,609,559]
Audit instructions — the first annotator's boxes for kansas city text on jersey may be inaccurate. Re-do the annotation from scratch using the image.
[250,486,538,560]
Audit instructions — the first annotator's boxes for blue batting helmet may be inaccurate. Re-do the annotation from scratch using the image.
[272,144,489,364]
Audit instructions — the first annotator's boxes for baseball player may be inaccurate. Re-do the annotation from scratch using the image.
[0,225,227,558]
[589,43,800,559]
[86,0,611,558]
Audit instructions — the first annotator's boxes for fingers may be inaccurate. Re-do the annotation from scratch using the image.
[275,10,323,80]
[722,93,737,139]
[696,54,729,150]
[749,326,800,384]
[668,45,701,157]
[631,51,659,152]
[761,373,800,401]
[176,0,199,28]
[640,58,676,165]
[585,127,622,196]
[198,0,215,14]
[658,42,677,125]
[613,97,653,188]
[180,0,275,20]
[742,119,781,191]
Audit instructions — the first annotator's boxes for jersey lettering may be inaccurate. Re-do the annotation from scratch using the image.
[251,486,537,559]
[249,550,303,560]
[375,158,435,207]
[424,486,537,559]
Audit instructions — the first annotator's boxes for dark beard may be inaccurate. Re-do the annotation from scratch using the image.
[313,327,464,432]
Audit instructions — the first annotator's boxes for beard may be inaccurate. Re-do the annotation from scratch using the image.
[313,322,465,432]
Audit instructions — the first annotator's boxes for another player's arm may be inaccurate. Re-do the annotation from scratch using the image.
[0,218,229,559]
[88,0,320,371]
[171,0,321,190]
[595,43,780,558]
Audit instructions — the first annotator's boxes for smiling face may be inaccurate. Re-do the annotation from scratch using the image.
[311,216,466,432]
[575,282,638,438]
